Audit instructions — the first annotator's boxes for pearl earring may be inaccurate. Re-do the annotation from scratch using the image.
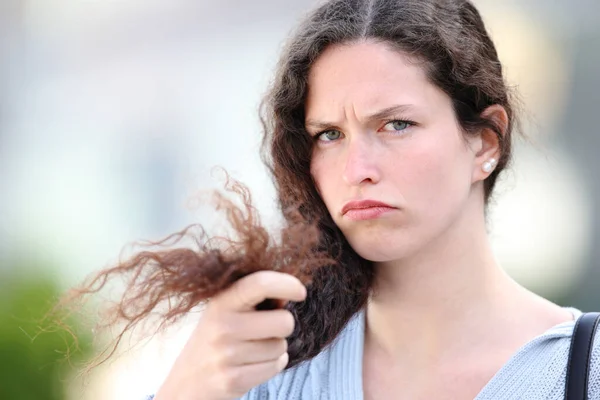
[482,158,497,173]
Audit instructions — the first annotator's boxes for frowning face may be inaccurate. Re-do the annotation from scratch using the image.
[306,41,481,262]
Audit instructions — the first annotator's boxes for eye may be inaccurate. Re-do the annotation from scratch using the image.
[382,120,412,132]
[316,130,342,142]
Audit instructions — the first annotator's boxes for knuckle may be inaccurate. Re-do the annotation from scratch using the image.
[213,322,233,342]
[253,272,272,292]
[232,283,254,309]
[214,314,240,340]
[220,368,246,396]
[216,345,236,367]
[207,328,234,355]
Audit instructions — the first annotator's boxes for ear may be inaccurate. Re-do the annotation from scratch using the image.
[471,104,509,183]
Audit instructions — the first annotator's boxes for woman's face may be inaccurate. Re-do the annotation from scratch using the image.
[306,41,483,262]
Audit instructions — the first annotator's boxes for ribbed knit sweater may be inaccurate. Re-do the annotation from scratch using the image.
[241,307,600,399]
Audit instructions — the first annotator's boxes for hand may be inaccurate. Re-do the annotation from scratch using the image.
[154,270,307,400]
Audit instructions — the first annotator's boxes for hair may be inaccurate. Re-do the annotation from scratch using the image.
[61,0,518,372]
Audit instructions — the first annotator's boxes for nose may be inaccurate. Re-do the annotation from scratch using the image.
[342,136,381,186]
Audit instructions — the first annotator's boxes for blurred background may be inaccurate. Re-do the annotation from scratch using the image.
[1,0,599,399]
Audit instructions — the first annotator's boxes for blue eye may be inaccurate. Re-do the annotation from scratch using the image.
[317,130,342,142]
[382,120,411,132]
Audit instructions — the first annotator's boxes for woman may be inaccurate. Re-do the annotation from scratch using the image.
[71,0,598,399]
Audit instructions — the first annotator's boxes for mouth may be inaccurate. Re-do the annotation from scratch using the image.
[341,200,398,221]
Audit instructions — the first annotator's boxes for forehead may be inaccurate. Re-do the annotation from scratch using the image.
[305,41,445,116]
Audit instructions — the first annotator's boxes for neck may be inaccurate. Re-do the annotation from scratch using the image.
[366,194,531,363]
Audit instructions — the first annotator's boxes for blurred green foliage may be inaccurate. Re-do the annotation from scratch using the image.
[0,261,93,400]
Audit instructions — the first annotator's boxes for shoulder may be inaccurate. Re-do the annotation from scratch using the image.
[240,310,365,400]
[548,309,600,400]
[587,313,600,399]
[475,307,600,399]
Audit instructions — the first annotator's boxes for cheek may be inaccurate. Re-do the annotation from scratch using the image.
[395,132,471,215]
[311,153,348,222]
[310,155,335,202]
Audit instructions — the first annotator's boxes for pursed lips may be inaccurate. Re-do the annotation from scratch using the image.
[341,199,398,220]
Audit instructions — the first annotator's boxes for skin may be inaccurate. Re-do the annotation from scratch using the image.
[154,271,307,400]
[306,40,574,400]
[154,39,574,400]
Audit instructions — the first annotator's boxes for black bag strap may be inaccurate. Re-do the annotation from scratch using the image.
[565,311,600,400]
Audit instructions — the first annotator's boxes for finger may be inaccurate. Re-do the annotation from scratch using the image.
[221,338,287,366]
[219,271,307,312]
[220,353,289,397]
[231,309,296,340]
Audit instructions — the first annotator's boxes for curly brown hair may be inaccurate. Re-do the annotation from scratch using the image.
[63,0,518,371]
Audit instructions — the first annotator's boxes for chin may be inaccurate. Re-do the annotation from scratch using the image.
[345,231,421,263]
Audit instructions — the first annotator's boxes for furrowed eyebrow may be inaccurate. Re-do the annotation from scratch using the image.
[305,104,415,130]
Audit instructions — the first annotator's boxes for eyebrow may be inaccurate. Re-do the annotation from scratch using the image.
[305,104,416,130]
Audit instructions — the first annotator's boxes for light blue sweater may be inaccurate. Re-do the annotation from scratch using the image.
[241,307,600,400]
